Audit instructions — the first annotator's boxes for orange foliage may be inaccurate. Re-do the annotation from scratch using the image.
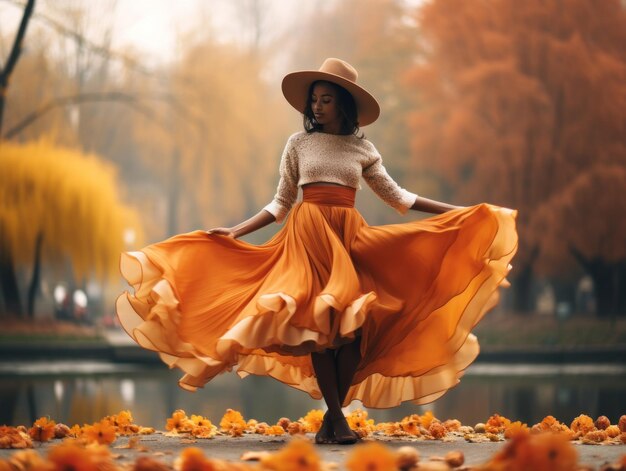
[405,0,626,288]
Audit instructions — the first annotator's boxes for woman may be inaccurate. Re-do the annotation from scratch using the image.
[117,58,518,445]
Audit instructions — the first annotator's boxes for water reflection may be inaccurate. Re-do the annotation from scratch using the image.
[1,363,625,428]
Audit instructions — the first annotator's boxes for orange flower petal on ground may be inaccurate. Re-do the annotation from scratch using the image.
[618,415,626,433]
[485,414,511,434]
[190,425,217,439]
[176,447,217,471]
[287,422,306,435]
[531,432,579,471]
[47,441,97,471]
[133,455,171,471]
[594,416,610,430]
[487,431,578,471]
[400,419,421,436]
[0,426,32,449]
[277,417,291,431]
[190,415,214,428]
[346,409,375,437]
[420,411,437,430]
[504,421,529,439]
[264,425,286,436]
[28,417,56,442]
[442,419,461,431]
[345,442,398,471]
[220,409,246,434]
[82,420,117,445]
[167,409,193,432]
[570,414,595,435]
[605,425,620,438]
[260,438,321,471]
[300,410,324,433]
[8,449,52,471]
[108,410,134,433]
[428,422,447,439]
[228,424,245,437]
[582,430,607,443]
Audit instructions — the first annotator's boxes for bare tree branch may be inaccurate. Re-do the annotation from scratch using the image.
[3,91,206,140]
[4,92,161,139]
[0,0,35,134]
[1,0,165,83]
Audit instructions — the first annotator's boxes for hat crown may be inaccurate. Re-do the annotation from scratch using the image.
[281,57,380,126]
[318,58,358,84]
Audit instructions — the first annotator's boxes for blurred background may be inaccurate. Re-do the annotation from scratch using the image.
[0,0,625,430]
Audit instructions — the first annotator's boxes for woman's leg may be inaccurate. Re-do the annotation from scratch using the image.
[311,348,356,444]
[336,336,362,404]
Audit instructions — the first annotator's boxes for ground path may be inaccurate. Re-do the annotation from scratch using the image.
[1,434,623,469]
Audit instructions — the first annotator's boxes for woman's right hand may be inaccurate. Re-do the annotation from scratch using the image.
[205,227,236,238]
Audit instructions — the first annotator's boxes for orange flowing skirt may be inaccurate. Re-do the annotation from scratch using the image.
[116,186,518,408]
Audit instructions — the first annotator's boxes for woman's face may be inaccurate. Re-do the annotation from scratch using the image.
[311,82,342,132]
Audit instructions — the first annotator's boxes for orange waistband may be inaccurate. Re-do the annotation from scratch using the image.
[302,185,356,208]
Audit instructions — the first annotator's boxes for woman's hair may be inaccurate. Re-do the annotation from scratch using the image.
[303,80,363,136]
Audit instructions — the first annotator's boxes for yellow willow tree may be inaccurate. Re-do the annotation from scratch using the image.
[0,139,142,317]
[405,0,626,312]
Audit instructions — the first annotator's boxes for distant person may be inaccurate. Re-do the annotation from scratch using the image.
[117,58,518,444]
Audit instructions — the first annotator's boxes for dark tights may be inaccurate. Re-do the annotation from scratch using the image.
[310,336,362,442]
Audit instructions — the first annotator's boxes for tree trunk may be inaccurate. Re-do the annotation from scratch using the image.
[167,150,181,237]
[569,245,625,317]
[587,263,616,318]
[511,246,539,314]
[0,0,36,136]
[26,231,44,318]
[0,243,23,316]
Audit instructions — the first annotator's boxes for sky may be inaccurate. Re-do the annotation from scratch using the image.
[0,0,308,67]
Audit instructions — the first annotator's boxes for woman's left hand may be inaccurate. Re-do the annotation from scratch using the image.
[206,227,236,238]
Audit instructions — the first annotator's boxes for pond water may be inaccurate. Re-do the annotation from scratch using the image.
[1,362,625,429]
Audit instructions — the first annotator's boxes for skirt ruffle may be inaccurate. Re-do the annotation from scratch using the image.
[116,199,517,408]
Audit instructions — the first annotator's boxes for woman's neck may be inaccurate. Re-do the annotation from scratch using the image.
[321,121,342,135]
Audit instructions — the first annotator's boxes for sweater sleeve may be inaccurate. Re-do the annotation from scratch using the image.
[263,137,299,223]
[362,147,417,215]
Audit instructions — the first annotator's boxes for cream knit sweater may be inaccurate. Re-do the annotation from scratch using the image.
[263,131,418,223]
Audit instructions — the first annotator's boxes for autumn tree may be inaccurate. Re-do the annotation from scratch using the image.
[129,39,290,239]
[0,139,142,317]
[533,166,626,317]
[405,0,626,313]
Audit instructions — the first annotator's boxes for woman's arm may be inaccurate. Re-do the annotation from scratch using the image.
[411,195,462,214]
[206,209,276,239]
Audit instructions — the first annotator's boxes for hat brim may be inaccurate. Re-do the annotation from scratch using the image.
[282,70,380,126]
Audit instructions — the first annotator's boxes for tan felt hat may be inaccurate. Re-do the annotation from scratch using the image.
[281,58,380,126]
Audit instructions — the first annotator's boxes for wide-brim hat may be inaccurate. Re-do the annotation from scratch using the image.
[281,58,380,126]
